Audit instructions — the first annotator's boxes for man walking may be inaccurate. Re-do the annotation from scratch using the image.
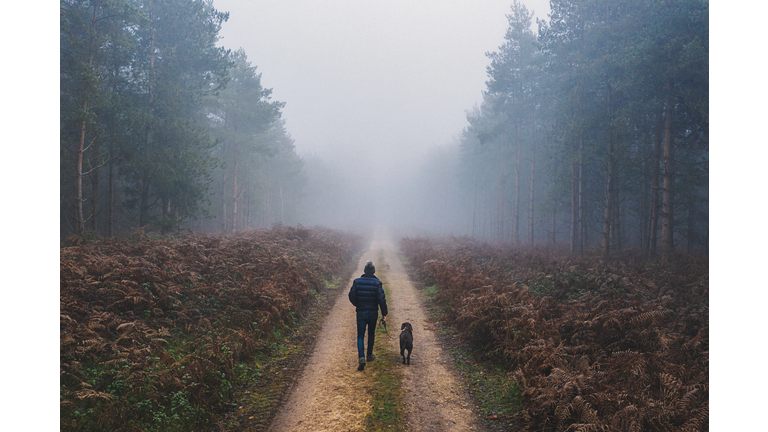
[348,260,388,371]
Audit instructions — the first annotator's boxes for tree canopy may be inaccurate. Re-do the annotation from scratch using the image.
[455,0,708,257]
[60,0,305,238]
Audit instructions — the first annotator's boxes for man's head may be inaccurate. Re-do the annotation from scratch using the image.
[364,260,375,275]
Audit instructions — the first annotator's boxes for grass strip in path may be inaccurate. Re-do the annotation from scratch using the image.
[363,251,405,432]
[399,254,521,432]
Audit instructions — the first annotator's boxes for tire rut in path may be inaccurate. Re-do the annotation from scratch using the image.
[377,236,484,432]
[268,234,485,432]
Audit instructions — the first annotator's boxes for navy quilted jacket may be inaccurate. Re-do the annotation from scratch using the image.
[348,274,388,316]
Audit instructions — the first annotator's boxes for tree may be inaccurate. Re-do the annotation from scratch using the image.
[467,0,539,244]
[60,0,314,238]
[118,0,231,233]
[248,121,305,229]
[453,0,708,258]
[61,0,139,235]
[209,49,284,232]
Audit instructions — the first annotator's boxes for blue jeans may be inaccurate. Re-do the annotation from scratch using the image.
[356,310,378,359]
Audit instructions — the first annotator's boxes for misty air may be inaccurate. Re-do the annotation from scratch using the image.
[53,0,720,430]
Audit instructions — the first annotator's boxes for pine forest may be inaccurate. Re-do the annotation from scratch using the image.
[59,0,710,430]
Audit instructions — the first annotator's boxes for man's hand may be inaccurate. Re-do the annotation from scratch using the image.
[382,315,387,322]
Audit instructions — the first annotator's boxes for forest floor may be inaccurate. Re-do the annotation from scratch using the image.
[61,228,707,431]
[267,231,486,432]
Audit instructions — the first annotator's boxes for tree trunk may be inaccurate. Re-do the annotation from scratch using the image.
[570,145,578,254]
[221,179,227,232]
[108,154,114,237]
[576,4,586,253]
[74,2,101,235]
[90,140,100,232]
[140,0,155,230]
[472,177,478,238]
[637,159,649,255]
[106,57,120,237]
[497,144,506,243]
[661,91,675,261]
[139,178,150,228]
[615,195,622,251]
[220,137,227,232]
[578,136,584,253]
[246,193,251,229]
[264,166,272,228]
[245,159,251,229]
[528,109,536,246]
[231,116,240,233]
[106,89,115,237]
[686,188,695,253]
[551,208,556,244]
[481,189,488,239]
[232,154,238,232]
[601,167,613,257]
[639,147,649,253]
[602,85,615,257]
[161,197,170,234]
[513,121,521,246]
[76,100,87,234]
[648,105,663,257]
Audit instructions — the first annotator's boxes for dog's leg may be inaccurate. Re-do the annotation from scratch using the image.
[406,347,411,365]
[400,344,406,364]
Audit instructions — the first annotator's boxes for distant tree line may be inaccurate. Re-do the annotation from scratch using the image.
[457,0,707,260]
[60,0,304,239]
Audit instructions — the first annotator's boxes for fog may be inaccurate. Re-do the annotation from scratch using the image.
[54,0,707,251]
[213,0,551,235]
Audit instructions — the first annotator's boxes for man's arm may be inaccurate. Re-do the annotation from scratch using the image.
[348,281,358,306]
[377,282,388,317]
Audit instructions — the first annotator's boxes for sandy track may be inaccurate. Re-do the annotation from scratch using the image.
[267,247,375,432]
[378,236,484,431]
[268,233,484,432]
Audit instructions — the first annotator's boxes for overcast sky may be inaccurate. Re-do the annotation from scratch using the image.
[212,0,551,169]
[0,3,760,429]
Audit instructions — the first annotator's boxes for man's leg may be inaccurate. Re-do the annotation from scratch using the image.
[366,312,377,359]
[356,313,367,363]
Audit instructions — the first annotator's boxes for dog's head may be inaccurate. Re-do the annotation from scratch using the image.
[401,322,413,333]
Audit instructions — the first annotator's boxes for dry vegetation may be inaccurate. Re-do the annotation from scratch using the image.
[60,226,362,431]
[400,237,708,431]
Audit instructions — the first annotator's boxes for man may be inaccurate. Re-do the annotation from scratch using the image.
[348,260,388,371]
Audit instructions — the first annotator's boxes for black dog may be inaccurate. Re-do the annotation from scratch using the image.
[399,322,413,365]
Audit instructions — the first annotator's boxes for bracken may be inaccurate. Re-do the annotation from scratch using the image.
[400,236,708,431]
[61,226,362,432]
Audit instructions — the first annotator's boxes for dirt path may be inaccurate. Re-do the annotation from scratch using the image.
[268,232,485,432]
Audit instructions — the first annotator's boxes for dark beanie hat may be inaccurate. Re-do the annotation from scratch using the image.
[364,260,375,275]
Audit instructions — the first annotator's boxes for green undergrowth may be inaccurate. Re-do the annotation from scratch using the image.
[60,228,364,432]
[217,277,346,432]
[451,348,521,425]
[414,276,522,430]
[399,238,710,429]
[364,251,405,432]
